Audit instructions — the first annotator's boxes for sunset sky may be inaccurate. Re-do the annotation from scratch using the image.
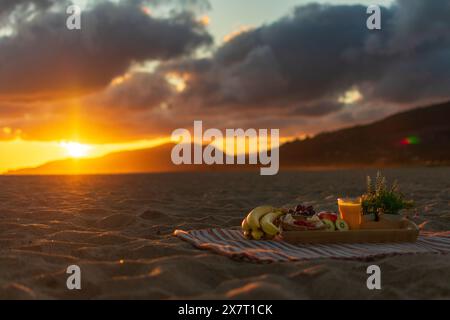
[1,0,449,172]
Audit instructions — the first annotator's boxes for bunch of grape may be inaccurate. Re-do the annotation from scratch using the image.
[288,204,316,217]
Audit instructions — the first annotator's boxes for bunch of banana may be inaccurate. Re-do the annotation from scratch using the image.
[241,205,285,240]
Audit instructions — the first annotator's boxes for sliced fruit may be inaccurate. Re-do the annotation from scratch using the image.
[318,211,338,222]
[251,229,264,240]
[322,219,336,231]
[260,210,284,236]
[283,214,295,225]
[292,219,325,230]
[281,221,308,231]
[293,220,314,227]
[335,219,350,231]
[246,205,274,230]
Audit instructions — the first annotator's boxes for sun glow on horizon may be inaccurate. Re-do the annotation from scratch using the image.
[60,141,92,158]
[0,137,172,173]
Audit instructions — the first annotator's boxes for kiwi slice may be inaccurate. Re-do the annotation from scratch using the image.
[335,219,350,231]
[322,219,336,231]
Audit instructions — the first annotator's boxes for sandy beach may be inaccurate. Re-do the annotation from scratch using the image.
[1,167,449,299]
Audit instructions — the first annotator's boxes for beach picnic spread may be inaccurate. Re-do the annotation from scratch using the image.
[175,172,450,263]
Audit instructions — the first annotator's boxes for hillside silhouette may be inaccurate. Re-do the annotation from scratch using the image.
[281,101,450,167]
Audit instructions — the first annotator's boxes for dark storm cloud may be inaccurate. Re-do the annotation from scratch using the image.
[86,72,174,110]
[292,102,345,117]
[0,0,212,99]
[0,0,54,14]
[0,0,63,26]
[366,0,450,103]
[164,3,378,113]
[135,0,211,12]
[163,0,450,117]
[66,0,450,142]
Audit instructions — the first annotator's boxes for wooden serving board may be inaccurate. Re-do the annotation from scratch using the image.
[280,217,419,244]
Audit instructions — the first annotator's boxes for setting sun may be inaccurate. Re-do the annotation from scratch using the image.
[60,142,92,158]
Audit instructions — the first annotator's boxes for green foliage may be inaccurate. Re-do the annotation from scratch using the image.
[362,172,414,220]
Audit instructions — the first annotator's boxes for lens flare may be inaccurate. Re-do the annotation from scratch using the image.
[401,136,421,145]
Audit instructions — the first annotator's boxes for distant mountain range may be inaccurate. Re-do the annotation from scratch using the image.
[7,101,450,175]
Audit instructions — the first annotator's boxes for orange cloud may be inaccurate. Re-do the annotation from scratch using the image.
[223,25,253,43]
[197,15,210,26]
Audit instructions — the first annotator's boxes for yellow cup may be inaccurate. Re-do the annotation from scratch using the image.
[338,197,362,230]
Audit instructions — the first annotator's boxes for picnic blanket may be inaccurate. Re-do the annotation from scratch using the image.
[174,228,450,263]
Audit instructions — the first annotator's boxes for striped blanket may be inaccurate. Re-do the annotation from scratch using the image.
[174,228,450,263]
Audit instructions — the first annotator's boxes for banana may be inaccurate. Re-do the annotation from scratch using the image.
[243,230,252,239]
[241,218,251,232]
[251,229,264,240]
[264,233,275,240]
[260,210,284,236]
[246,205,274,230]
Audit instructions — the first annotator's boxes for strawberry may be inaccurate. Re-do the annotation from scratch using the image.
[318,211,338,222]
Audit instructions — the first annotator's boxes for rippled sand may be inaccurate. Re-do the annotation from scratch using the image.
[0,168,449,299]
